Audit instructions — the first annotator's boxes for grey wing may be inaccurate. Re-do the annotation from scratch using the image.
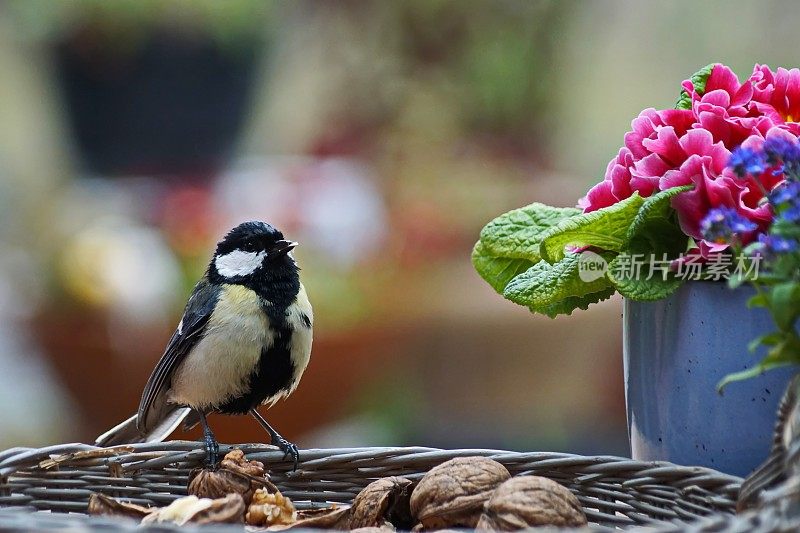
[136,279,220,433]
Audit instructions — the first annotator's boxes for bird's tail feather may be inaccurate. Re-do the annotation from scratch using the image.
[95,407,195,447]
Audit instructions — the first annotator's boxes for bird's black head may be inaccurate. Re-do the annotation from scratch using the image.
[209,222,300,294]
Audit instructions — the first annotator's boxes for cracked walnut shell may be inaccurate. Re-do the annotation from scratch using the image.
[410,457,510,529]
[87,493,153,519]
[476,476,587,530]
[350,476,414,529]
[188,449,273,505]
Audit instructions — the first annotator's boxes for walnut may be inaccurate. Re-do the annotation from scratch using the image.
[350,477,414,530]
[88,493,153,519]
[191,493,247,525]
[220,449,266,477]
[141,494,245,526]
[410,457,510,529]
[188,449,274,504]
[188,468,252,502]
[475,476,587,530]
[246,487,297,527]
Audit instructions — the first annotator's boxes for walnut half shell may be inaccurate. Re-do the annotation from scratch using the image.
[410,457,510,529]
[350,476,414,529]
[87,493,153,519]
[188,449,273,505]
[476,476,587,530]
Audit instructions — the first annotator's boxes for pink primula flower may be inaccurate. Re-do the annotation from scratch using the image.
[579,108,693,211]
[750,64,800,135]
[658,130,742,239]
[682,64,773,146]
[682,63,753,114]
[580,63,800,250]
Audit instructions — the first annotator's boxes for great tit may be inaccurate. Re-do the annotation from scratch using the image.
[96,221,313,467]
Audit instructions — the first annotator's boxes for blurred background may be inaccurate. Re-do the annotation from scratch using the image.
[0,0,797,454]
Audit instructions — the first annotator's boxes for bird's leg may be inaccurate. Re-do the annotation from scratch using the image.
[249,408,299,470]
[199,412,219,467]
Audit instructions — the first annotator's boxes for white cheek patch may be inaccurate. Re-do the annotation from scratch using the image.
[214,250,266,278]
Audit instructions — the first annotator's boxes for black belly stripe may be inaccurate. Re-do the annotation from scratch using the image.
[217,326,296,415]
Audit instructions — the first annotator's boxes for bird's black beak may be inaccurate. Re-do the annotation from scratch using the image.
[270,239,298,257]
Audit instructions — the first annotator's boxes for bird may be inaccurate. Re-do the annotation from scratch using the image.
[95,221,313,468]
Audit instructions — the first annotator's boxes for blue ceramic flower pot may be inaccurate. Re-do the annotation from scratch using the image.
[624,281,796,477]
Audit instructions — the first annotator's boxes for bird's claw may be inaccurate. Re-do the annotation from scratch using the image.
[273,437,300,471]
[249,409,299,470]
[204,434,220,467]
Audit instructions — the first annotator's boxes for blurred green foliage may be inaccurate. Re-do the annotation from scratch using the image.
[392,0,573,148]
[8,0,274,50]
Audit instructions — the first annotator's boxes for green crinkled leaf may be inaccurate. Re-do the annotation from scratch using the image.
[533,288,616,318]
[503,252,614,310]
[606,186,692,301]
[471,241,534,294]
[675,63,716,110]
[626,185,692,247]
[539,193,644,263]
[473,238,615,317]
[606,252,683,301]
[479,203,581,261]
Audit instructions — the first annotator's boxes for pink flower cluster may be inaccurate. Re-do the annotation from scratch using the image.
[580,64,800,250]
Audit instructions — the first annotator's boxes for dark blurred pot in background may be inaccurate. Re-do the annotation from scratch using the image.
[624,281,795,477]
[52,10,267,179]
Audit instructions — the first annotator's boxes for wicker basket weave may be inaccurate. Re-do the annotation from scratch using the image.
[0,441,779,532]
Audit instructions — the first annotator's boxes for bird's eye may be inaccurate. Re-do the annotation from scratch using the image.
[242,240,257,252]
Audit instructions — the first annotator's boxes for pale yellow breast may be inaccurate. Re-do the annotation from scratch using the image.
[170,284,271,409]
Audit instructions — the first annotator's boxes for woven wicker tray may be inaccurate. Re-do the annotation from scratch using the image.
[0,442,784,532]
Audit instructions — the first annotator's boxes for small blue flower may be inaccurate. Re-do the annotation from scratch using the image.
[781,205,800,222]
[728,147,767,177]
[769,181,800,207]
[769,182,800,223]
[764,136,800,165]
[763,136,800,179]
[700,207,758,244]
[757,233,798,254]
